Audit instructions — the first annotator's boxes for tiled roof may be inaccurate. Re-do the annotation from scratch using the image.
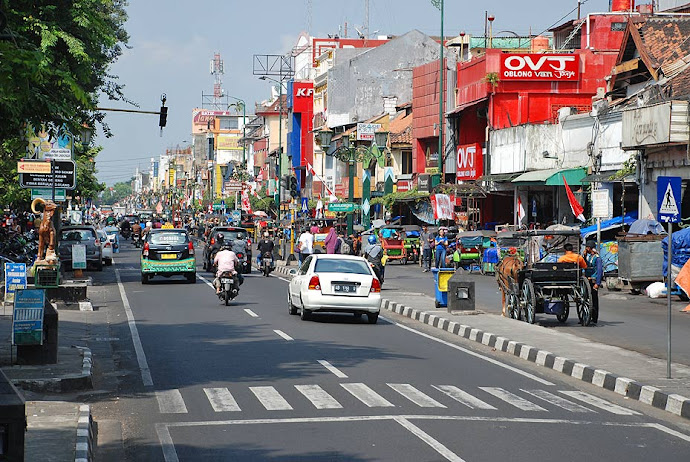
[635,17,690,73]
[389,113,412,145]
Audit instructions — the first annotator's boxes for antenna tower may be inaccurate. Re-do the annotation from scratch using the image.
[210,52,224,109]
[364,0,370,38]
[306,0,312,35]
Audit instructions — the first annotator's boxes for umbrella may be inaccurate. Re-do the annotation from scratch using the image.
[372,219,386,229]
[253,211,268,218]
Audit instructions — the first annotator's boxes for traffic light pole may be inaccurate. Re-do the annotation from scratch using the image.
[277,83,282,223]
[348,160,355,236]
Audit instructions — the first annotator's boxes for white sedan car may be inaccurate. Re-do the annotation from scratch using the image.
[288,254,382,323]
[97,229,114,266]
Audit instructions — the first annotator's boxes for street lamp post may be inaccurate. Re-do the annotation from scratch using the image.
[317,130,389,235]
[431,0,445,181]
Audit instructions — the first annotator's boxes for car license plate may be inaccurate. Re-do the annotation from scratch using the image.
[161,253,177,260]
[333,284,357,294]
[220,278,232,284]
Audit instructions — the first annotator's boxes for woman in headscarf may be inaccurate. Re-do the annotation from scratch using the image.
[324,227,338,254]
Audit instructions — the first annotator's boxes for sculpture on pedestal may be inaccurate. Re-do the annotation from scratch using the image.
[31,198,58,265]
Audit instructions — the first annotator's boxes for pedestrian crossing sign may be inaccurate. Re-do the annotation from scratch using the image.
[657,176,682,223]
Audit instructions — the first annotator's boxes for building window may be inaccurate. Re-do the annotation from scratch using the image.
[219,117,239,130]
[401,150,412,174]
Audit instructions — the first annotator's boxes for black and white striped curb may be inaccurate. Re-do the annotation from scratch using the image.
[75,404,95,462]
[381,298,690,420]
[11,346,93,393]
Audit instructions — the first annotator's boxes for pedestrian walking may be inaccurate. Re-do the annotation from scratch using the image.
[324,227,338,254]
[584,240,602,324]
[298,228,314,264]
[434,228,448,268]
[420,224,433,272]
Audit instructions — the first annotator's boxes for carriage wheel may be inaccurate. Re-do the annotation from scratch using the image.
[521,279,536,324]
[556,298,570,323]
[508,292,521,320]
[576,279,593,326]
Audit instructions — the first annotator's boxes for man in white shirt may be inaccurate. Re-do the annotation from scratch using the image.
[213,245,240,293]
[298,228,314,264]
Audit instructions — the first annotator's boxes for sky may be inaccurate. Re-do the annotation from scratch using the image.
[95,0,607,186]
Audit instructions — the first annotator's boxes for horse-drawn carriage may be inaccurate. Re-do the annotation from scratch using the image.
[453,230,496,273]
[496,228,596,326]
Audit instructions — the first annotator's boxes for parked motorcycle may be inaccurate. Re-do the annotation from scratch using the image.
[217,271,240,306]
[260,251,274,277]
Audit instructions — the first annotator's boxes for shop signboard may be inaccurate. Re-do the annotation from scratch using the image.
[620,101,690,148]
[12,289,45,345]
[356,123,382,141]
[500,54,579,81]
[327,202,359,213]
[456,143,483,181]
[592,189,610,218]
[417,174,431,193]
[396,180,411,193]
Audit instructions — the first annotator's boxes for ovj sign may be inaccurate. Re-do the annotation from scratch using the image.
[500,54,579,81]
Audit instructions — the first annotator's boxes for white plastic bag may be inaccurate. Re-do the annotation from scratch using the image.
[645,282,667,299]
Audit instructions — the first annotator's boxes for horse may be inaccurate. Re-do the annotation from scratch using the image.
[496,252,524,317]
[31,197,58,263]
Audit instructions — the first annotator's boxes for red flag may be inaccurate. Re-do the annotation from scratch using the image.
[563,175,585,222]
[517,197,526,223]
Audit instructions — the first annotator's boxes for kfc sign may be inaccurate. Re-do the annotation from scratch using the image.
[291,81,314,113]
[456,143,483,181]
[500,54,579,81]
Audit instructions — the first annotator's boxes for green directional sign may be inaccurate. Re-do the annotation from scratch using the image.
[31,188,66,201]
[327,202,359,213]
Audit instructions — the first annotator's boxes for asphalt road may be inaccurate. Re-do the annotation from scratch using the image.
[383,262,690,366]
[93,240,690,461]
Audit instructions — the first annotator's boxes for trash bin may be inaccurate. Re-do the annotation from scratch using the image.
[431,267,456,308]
[447,271,475,312]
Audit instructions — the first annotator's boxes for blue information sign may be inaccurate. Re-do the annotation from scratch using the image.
[301,197,309,213]
[12,289,45,345]
[4,263,27,303]
[657,176,682,223]
[231,210,242,223]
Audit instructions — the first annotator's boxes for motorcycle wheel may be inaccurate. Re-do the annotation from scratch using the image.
[263,265,270,277]
[224,289,230,306]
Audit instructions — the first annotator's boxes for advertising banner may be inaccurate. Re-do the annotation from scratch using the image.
[291,81,314,113]
[500,54,579,81]
[26,124,73,160]
[356,123,382,141]
[431,194,454,220]
[456,143,483,181]
[4,263,27,303]
[12,289,45,345]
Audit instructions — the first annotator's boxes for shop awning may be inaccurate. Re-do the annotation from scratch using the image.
[480,173,522,182]
[511,167,586,186]
[446,97,489,117]
[581,171,635,183]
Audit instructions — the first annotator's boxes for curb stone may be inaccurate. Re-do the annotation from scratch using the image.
[11,346,93,393]
[381,297,690,420]
[75,404,96,462]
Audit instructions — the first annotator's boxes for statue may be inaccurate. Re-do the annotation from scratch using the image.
[31,198,58,265]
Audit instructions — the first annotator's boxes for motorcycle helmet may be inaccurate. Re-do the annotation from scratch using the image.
[216,232,225,242]
[221,243,232,251]
[367,235,377,245]
[264,231,269,238]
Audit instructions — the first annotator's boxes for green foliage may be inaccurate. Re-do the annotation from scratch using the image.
[99,179,132,205]
[369,189,429,209]
[611,154,637,180]
[0,138,31,208]
[0,0,130,140]
[485,72,500,88]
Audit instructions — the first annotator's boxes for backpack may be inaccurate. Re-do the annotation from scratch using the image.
[339,238,351,255]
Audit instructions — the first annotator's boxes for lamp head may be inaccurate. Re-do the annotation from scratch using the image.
[318,130,333,148]
[374,131,388,147]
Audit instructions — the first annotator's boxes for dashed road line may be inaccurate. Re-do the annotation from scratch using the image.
[244,309,259,318]
[274,330,294,341]
[317,360,348,378]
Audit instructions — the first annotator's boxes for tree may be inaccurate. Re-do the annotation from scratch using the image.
[100,179,132,205]
[0,1,131,140]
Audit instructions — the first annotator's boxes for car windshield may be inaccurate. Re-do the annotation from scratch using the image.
[61,229,95,241]
[150,232,188,245]
[314,259,371,275]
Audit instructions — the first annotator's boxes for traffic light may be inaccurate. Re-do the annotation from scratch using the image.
[280,175,289,190]
[289,176,298,198]
[159,106,168,128]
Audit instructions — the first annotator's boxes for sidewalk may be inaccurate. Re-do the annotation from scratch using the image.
[273,263,690,420]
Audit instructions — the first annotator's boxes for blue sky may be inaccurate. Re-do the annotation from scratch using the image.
[95,0,606,185]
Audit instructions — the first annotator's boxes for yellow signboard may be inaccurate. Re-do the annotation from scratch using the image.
[18,161,51,174]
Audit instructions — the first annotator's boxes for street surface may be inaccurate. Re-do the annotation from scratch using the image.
[89,240,690,461]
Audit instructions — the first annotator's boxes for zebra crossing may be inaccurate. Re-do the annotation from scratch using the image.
[156,382,641,416]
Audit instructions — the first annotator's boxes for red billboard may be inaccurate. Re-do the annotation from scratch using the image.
[456,143,483,181]
[500,54,579,81]
[291,81,314,113]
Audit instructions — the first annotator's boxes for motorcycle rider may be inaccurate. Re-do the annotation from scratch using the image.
[120,217,131,238]
[363,235,384,283]
[213,243,241,294]
[257,231,275,269]
[132,220,142,243]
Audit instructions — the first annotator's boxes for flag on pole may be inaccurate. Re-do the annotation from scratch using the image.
[517,197,526,223]
[563,175,585,222]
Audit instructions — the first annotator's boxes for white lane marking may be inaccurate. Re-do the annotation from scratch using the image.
[295,385,343,409]
[274,330,294,341]
[341,383,395,408]
[522,389,594,413]
[115,269,154,387]
[203,388,241,412]
[392,322,554,386]
[244,309,259,318]
[432,385,497,410]
[393,416,465,462]
[643,423,690,443]
[559,390,640,415]
[388,384,447,408]
[156,389,188,414]
[155,423,179,462]
[198,274,214,288]
[479,387,547,412]
[317,360,348,378]
[250,386,293,411]
[277,276,290,282]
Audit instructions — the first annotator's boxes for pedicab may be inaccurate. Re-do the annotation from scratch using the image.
[497,228,596,326]
[380,225,407,264]
[452,230,496,273]
[402,225,421,264]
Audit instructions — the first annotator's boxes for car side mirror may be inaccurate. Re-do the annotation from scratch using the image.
[289,269,297,275]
